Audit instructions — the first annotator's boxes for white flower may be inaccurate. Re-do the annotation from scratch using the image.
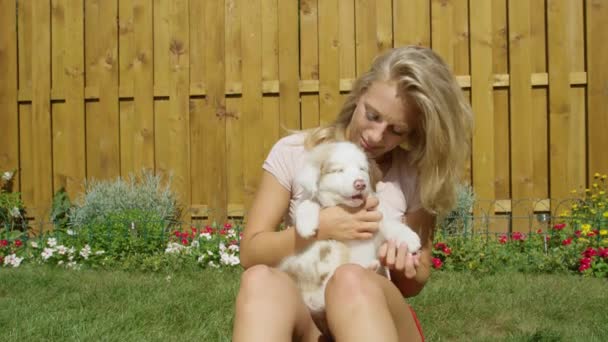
[207,250,214,256]
[9,207,20,218]
[66,229,76,236]
[47,238,57,248]
[197,255,206,263]
[219,243,226,252]
[228,229,237,238]
[220,251,240,266]
[66,261,78,269]
[165,275,172,282]
[56,245,68,255]
[30,241,39,248]
[191,240,200,248]
[95,250,105,255]
[199,232,212,240]
[79,245,91,259]
[41,248,54,261]
[2,171,13,181]
[165,242,185,254]
[3,254,23,267]
[208,261,219,268]
[228,244,240,252]
[58,260,64,265]
[68,247,75,255]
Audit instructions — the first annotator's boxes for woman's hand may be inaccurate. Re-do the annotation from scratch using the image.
[377,240,421,279]
[316,196,382,241]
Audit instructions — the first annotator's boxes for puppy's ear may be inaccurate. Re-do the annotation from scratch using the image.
[296,162,320,197]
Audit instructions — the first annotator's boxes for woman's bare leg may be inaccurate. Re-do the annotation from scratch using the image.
[324,264,422,342]
[232,265,324,342]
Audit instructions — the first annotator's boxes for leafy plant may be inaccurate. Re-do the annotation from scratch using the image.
[437,183,475,235]
[50,187,73,230]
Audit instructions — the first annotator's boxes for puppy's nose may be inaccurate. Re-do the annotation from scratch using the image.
[353,179,366,191]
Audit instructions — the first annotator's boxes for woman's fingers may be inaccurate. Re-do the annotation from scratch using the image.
[358,210,383,222]
[364,195,379,210]
[404,252,417,279]
[384,240,397,268]
[395,243,408,271]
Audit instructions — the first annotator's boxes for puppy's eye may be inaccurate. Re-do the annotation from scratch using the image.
[360,167,368,172]
[330,168,344,173]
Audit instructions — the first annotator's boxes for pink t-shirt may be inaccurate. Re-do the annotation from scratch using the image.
[262,133,422,226]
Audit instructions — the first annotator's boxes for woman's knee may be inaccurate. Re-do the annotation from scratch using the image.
[236,265,299,307]
[325,264,384,304]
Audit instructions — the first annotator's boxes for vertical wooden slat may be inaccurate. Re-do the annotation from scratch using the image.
[0,0,19,183]
[431,0,454,68]
[586,0,608,179]
[338,0,355,106]
[470,0,494,219]
[17,0,33,207]
[118,0,135,176]
[278,0,300,133]
[376,0,392,52]
[300,0,320,130]
[509,0,534,230]
[393,0,430,47]
[224,0,244,213]
[85,0,120,180]
[318,0,340,125]
[492,0,510,201]
[52,0,86,200]
[530,0,548,200]
[547,0,576,199]
[355,0,377,76]
[31,0,53,221]
[242,0,264,211]
[202,0,226,222]
[261,0,280,158]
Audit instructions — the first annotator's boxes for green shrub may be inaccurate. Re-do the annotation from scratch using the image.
[437,183,475,235]
[68,170,180,228]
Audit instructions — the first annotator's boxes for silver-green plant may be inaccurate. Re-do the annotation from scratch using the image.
[68,170,180,228]
[437,183,476,235]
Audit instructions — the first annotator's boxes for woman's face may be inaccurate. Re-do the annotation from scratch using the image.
[347,81,417,161]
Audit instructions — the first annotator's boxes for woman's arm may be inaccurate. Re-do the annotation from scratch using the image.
[389,208,436,297]
[239,171,318,269]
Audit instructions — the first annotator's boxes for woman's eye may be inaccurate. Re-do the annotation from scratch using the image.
[391,127,407,136]
[365,112,379,121]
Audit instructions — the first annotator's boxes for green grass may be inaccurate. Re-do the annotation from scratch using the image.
[1,267,606,341]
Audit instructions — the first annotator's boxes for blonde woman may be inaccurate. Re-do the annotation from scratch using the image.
[232,46,473,342]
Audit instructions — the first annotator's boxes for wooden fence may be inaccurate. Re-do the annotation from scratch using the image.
[0,0,607,227]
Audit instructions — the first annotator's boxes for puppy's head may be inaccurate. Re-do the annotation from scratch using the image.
[297,142,371,207]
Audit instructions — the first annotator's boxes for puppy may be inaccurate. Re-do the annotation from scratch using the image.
[278,141,421,313]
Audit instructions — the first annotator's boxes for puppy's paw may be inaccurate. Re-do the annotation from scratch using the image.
[363,259,381,272]
[295,199,320,238]
[381,220,422,253]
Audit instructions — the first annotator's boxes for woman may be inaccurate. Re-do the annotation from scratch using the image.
[232,46,473,341]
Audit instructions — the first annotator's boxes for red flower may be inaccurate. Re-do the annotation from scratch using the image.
[580,257,592,265]
[224,223,233,229]
[582,248,598,258]
[14,240,22,247]
[561,238,572,246]
[512,232,525,241]
[443,247,452,256]
[191,227,198,234]
[173,231,180,237]
[553,223,566,230]
[0,240,8,247]
[204,225,214,234]
[499,234,508,244]
[579,263,590,272]
[536,228,543,234]
[432,258,443,269]
[434,242,447,250]
[179,232,188,239]
[598,248,608,259]
[574,230,581,237]
[181,238,189,245]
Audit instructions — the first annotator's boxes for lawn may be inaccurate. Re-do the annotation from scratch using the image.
[1,266,606,341]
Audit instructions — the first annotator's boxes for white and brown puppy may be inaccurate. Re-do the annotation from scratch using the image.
[279,141,421,313]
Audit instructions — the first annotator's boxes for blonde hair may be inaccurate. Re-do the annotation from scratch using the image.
[304,46,473,215]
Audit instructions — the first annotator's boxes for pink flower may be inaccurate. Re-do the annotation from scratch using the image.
[553,223,566,230]
[512,232,525,241]
[432,258,443,269]
[499,234,508,244]
[562,238,572,246]
[434,242,447,250]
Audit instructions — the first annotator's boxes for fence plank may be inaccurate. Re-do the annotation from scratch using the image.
[393,0,430,47]
[376,0,392,52]
[548,0,579,199]
[470,0,494,217]
[300,0,320,130]
[241,0,264,213]
[278,0,300,133]
[85,0,120,180]
[508,0,534,230]
[586,0,608,177]
[355,0,377,76]
[318,0,340,126]
[30,0,53,221]
[338,0,355,106]
[0,0,19,184]
[52,0,86,200]
[17,0,33,209]
[431,0,454,68]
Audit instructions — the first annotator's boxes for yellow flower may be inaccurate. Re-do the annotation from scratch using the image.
[572,204,578,210]
[590,209,597,215]
[594,172,601,178]
[581,223,592,235]
[600,229,608,236]
[593,183,599,188]
[559,210,570,217]
[601,239,608,247]
[570,189,578,194]
[600,191,606,195]
[585,189,591,193]
[603,212,608,218]
[603,174,607,180]
[578,238,589,244]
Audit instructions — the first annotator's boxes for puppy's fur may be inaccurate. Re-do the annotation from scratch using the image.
[278,141,421,313]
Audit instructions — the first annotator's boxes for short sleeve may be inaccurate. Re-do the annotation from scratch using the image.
[262,135,303,192]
